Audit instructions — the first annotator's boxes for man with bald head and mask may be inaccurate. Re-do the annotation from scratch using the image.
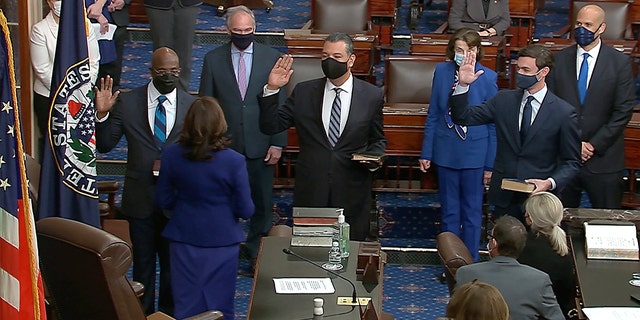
[547,4,635,209]
[95,47,195,316]
[258,32,387,241]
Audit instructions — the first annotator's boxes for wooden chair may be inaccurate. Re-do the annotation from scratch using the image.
[307,0,371,34]
[37,217,222,320]
[553,0,634,40]
[384,55,443,108]
[436,232,474,294]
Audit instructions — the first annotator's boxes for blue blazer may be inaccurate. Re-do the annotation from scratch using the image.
[450,88,581,207]
[421,61,497,170]
[156,145,255,247]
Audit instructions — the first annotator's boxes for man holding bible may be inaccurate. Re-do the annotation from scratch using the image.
[450,44,581,222]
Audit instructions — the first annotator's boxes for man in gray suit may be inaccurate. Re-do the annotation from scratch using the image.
[198,5,286,271]
[455,216,565,320]
[95,47,195,315]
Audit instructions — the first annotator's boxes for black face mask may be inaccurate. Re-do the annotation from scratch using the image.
[321,58,348,79]
[515,69,542,90]
[153,73,179,94]
[230,32,254,50]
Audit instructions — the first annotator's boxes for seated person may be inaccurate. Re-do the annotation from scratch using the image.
[455,215,565,320]
[518,192,576,319]
[448,0,511,37]
[446,280,509,320]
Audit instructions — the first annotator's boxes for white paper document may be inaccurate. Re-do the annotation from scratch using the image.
[582,307,640,320]
[91,23,117,41]
[273,278,335,294]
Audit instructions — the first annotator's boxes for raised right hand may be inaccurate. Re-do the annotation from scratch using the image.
[458,51,484,86]
[94,76,120,119]
[267,54,294,90]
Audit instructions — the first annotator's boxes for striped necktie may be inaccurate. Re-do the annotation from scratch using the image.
[154,95,167,150]
[328,88,342,148]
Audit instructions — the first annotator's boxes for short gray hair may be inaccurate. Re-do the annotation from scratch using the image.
[225,5,256,29]
[325,32,354,56]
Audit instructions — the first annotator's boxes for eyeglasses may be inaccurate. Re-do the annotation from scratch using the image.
[152,68,181,76]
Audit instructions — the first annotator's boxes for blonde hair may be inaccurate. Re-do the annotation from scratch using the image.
[524,192,569,256]
[446,280,509,320]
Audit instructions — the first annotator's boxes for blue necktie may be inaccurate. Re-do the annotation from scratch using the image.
[578,52,589,104]
[328,88,342,148]
[154,95,167,150]
[520,96,534,143]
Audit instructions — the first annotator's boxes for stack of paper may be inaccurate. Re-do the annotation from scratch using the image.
[584,221,639,260]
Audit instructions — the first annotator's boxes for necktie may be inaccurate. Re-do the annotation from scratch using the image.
[578,52,589,104]
[520,96,534,143]
[328,88,342,148]
[154,95,167,150]
[238,51,247,100]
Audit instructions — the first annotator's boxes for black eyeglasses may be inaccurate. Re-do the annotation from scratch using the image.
[152,68,181,76]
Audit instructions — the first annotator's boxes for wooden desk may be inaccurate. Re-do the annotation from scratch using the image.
[410,34,507,78]
[570,233,640,308]
[508,0,539,49]
[285,33,377,82]
[247,237,384,320]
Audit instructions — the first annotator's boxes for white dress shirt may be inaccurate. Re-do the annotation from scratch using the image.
[147,83,177,135]
[321,74,354,140]
[576,39,602,88]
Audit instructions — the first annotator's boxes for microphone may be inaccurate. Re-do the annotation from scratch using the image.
[282,248,363,317]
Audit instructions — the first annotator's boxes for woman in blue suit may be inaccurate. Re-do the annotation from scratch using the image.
[419,28,498,262]
[156,97,255,319]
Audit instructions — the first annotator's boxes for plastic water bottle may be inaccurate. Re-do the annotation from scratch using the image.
[332,210,350,258]
[322,241,343,271]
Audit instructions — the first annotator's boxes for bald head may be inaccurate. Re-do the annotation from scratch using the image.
[577,4,606,26]
[151,47,180,71]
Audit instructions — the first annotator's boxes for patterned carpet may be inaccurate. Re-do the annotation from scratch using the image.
[110,1,574,319]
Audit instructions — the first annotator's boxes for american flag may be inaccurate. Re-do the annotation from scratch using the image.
[0,11,47,320]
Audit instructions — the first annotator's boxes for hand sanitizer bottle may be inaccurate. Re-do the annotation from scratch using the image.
[333,209,350,258]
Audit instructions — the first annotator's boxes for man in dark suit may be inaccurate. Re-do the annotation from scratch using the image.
[451,44,581,222]
[547,4,635,209]
[258,32,387,241]
[455,216,565,320]
[144,0,201,90]
[198,5,286,268]
[95,47,195,315]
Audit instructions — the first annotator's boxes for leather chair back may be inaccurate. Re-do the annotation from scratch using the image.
[436,231,474,294]
[37,217,147,320]
[285,53,325,97]
[384,55,443,105]
[313,0,369,33]
[572,1,630,40]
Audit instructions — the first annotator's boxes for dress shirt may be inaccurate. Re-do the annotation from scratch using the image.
[321,74,354,138]
[576,39,601,87]
[147,83,177,135]
[231,43,253,87]
[518,85,547,131]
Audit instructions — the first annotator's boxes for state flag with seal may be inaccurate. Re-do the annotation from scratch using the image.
[37,0,100,227]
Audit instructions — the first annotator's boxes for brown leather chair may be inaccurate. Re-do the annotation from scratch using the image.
[267,224,294,237]
[436,231,474,294]
[384,55,443,108]
[311,0,370,33]
[285,53,325,97]
[37,217,222,320]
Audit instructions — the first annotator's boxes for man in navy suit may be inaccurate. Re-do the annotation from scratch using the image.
[450,44,581,222]
[95,47,195,315]
[198,5,286,270]
[547,4,635,209]
[258,33,387,241]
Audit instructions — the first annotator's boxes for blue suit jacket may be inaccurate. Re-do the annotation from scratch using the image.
[156,145,255,247]
[420,61,497,170]
[450,87,581,207]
